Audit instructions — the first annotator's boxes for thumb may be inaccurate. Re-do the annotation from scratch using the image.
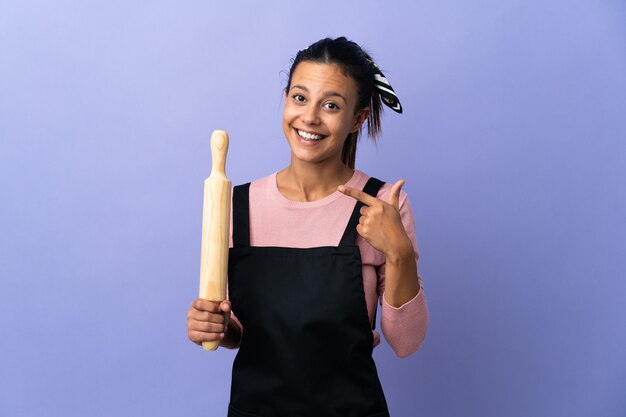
[219,300,232,314]
[389,179,405,209]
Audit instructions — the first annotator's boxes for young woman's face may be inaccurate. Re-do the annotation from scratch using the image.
[282,62,367,166]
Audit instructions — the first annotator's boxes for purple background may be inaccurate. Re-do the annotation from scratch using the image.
[1,1,625,416]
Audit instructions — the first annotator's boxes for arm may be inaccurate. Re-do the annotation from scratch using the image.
[339,180,419,304]
[339,180,429,357]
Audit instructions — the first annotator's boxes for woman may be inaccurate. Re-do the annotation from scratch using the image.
[187,37,428,417]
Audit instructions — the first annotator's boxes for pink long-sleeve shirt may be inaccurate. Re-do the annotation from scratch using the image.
[229,170,428,357]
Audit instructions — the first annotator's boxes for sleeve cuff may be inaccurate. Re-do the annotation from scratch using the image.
[382,288,421,311]
[381,288,425,322]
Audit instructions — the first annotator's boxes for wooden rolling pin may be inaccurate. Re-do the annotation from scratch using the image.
[199,130,231,351]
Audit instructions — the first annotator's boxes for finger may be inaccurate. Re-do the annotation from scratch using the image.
[355,223,368,240]
[188,330,223,344]
[388,179,405,209]
[192,299,221,313]
[189,309,226,323]
[337,185,379,206]
[359,206,370,215]
[188,319,226,333]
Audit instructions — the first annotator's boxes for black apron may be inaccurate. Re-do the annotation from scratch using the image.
[227,178,389,417]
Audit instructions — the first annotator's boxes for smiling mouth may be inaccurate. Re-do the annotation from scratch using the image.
[296,128,326,141]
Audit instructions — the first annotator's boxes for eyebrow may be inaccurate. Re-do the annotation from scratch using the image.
[290,84,348,104]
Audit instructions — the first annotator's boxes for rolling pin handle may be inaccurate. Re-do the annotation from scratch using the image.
[210,130,229,178]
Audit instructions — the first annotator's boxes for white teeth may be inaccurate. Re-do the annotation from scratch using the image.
[298,129,324,140]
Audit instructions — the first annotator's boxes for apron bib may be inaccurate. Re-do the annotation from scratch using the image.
[227,178,389,417]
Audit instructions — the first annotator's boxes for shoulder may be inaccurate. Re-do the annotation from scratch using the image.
[233,172,275,190]
[231,173,280,215]
[233,173,276,199]
[250,173,276,189]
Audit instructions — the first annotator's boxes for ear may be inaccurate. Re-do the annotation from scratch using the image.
[351,107,371,132]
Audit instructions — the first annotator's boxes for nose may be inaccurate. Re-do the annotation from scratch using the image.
[302,104,321,125]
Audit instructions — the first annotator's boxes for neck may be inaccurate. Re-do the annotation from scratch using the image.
[277,159,354,202]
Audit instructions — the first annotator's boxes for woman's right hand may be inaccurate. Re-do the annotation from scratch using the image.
[187,299,232,346]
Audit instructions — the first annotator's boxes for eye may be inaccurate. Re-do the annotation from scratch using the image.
[291,94,306,103]
[323,101,340,111]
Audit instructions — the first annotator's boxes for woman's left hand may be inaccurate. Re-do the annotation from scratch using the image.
[338,179,414,259]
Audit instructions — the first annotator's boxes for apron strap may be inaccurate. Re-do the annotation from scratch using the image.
[339,177,385,247]
[339,176,385,331]
[232,183,251,247]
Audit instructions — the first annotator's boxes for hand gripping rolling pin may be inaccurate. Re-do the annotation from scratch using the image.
[199,130,231,351]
